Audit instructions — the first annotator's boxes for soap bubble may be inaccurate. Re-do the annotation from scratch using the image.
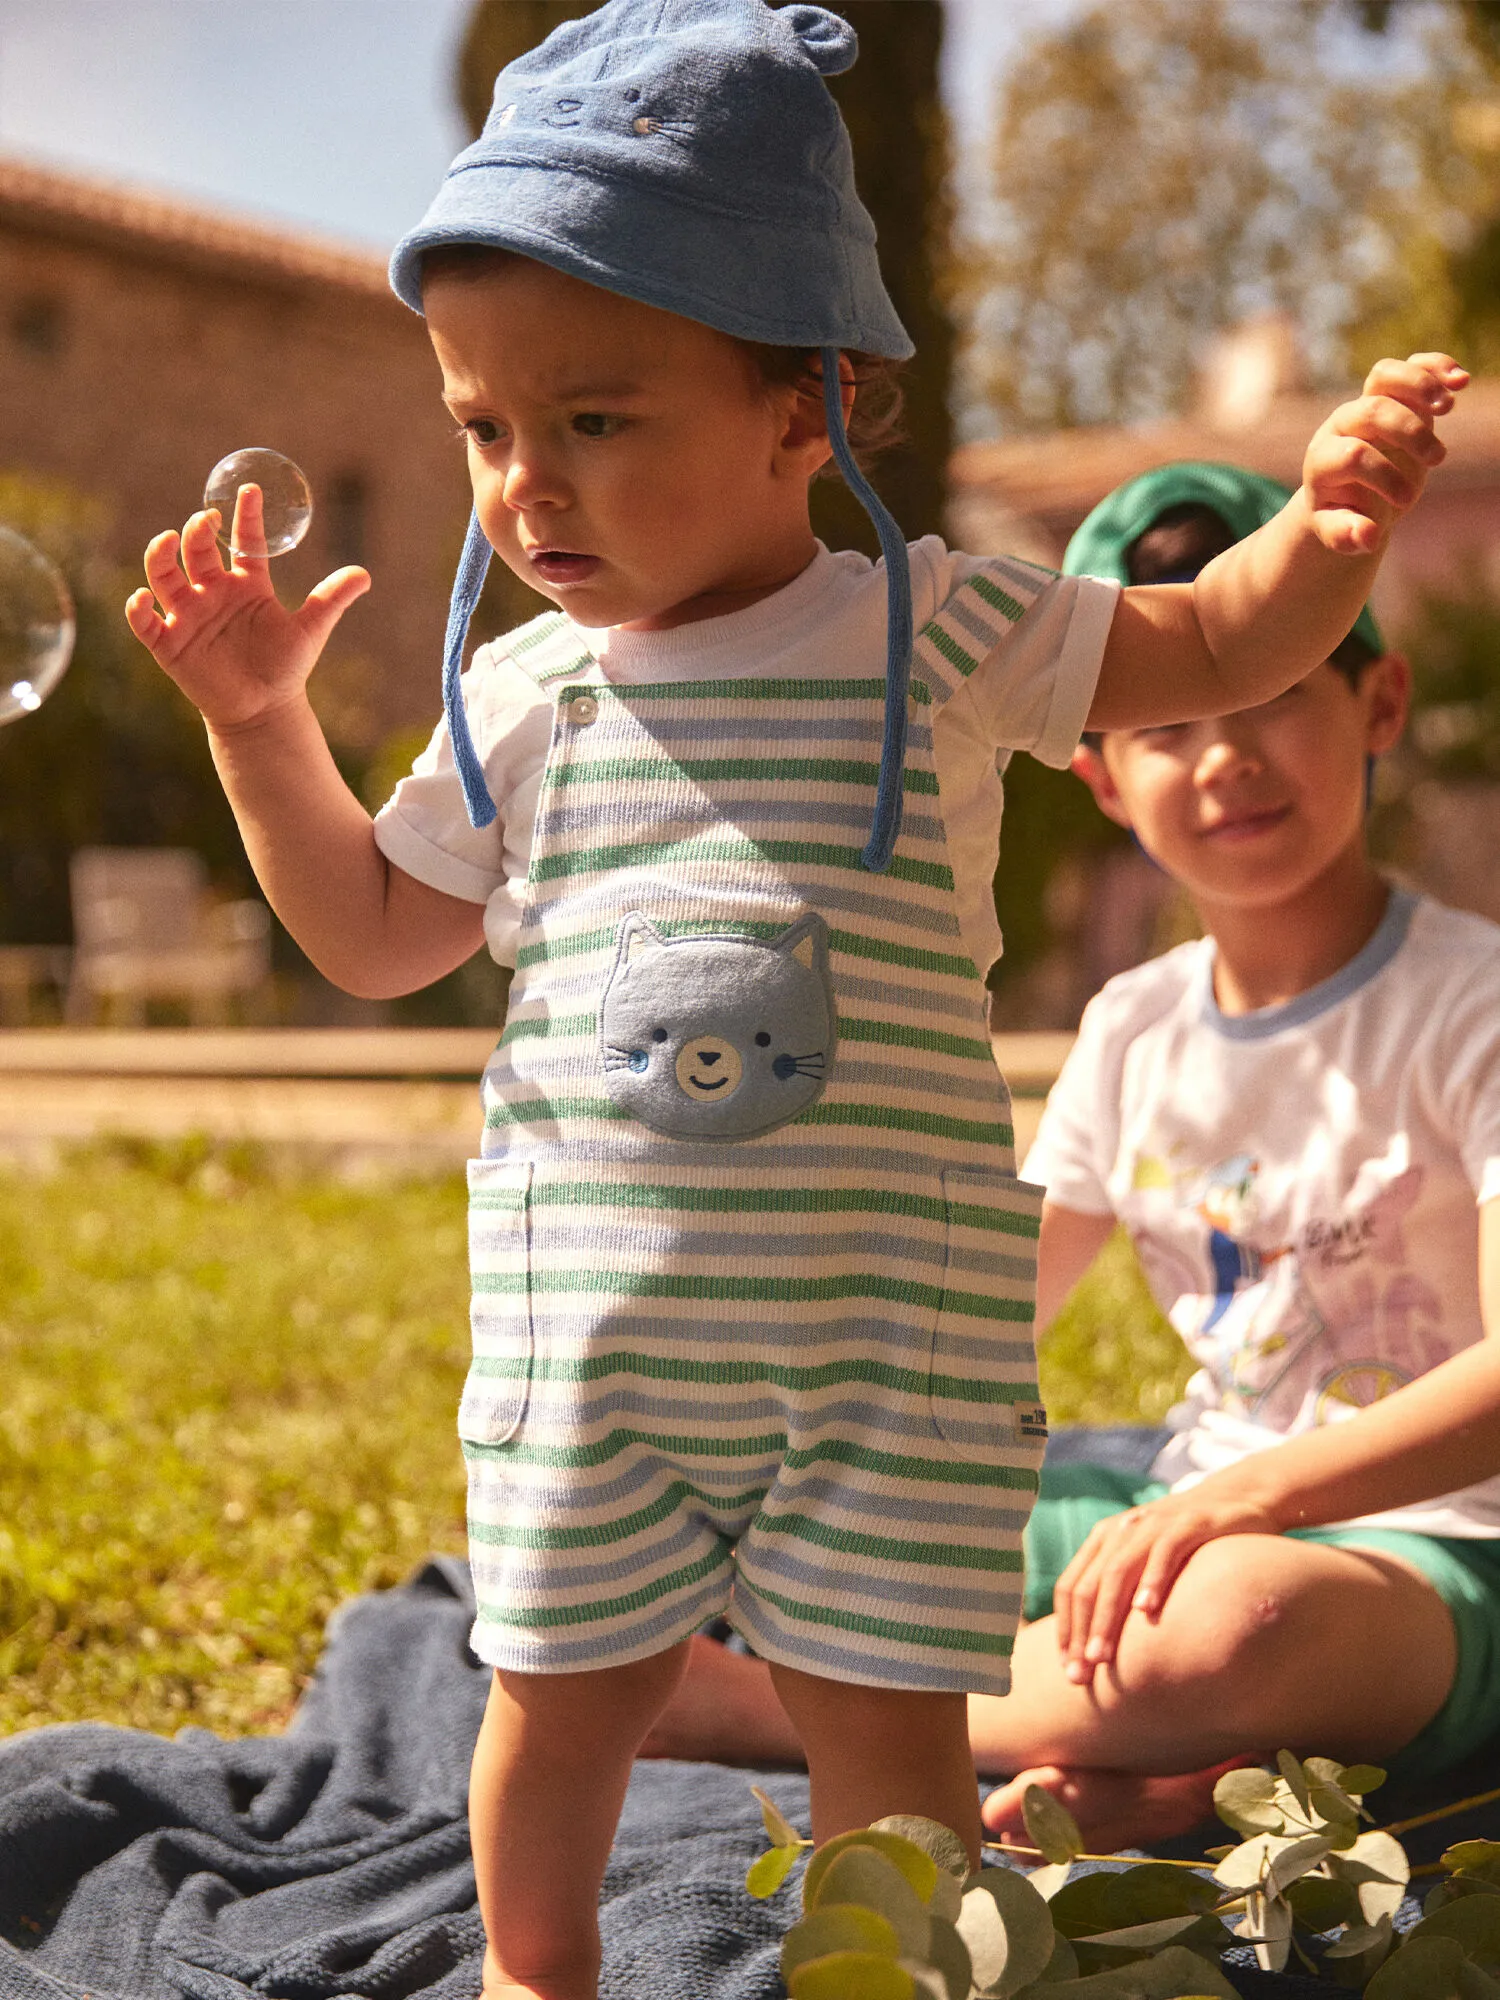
[0,527,75,728]
[203,448,312,558]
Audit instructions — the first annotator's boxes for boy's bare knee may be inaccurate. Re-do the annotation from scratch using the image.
[1109,1539,1301,1712]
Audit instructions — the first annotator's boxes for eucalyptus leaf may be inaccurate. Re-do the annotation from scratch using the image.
[1032,1931,1081,1983]
[899,1962,954,2000]
[1017,1941,1238,1997]
[1332,1830,1410,1925]
[812,1849,932,1958]
[751,1783,803,1851]
[1028,1863,1074,1901]
[1447,1842,1500,1881]
[1364,1934,1476,1999]
[958,1867,1058,1997]
[1323,1914,1394,1960]
[1265,1833,1336,1898]
[1432,1878,1500,1914]
[788,1949,915,2000]
[1073,1913,1209,1952]
[804,1830,941,1915]
[1337,1765,1387,1799]
[1284,1873,1360,1932]
[926,1914,975,2000]
[1212,1833,1274,1892]
[747,1841,804,1899]
[872,1815,971,1881]
[1023,1785,1085,1865]
[1277,1750,1313,1819]
[1236,1888,1291,1973]
[1212,1768,1283,1838]
[782,1904,904,1980]
[1407,1891,1500,1972]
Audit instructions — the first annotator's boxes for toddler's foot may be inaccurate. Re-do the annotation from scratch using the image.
[980,1757,1256,1854]
[637,1634,803,1766]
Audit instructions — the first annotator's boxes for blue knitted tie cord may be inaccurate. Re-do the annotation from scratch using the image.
[444,508,499,830]
[441,356,913,852]
[819,346,912,873]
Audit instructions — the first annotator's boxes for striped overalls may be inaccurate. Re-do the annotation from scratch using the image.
[463,561,1050,1694]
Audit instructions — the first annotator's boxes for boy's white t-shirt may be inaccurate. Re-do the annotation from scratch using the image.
[372,537,1118,975]
[1024,891,1500,1539]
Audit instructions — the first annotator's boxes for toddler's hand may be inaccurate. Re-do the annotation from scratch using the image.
[1053,1489,1279,1688]
[125,484,369,733]
[1302,351,1468,557]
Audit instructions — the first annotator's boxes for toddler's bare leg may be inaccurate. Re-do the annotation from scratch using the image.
[769,1664,982,1870]
[470,1642,691,2000]
[638,1634,803,1765]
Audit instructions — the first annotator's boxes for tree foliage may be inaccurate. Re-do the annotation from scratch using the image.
[454,0,953,556]
[967,0,1493,432]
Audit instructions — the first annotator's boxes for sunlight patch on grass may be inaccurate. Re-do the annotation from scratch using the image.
[0,1141,470,1737]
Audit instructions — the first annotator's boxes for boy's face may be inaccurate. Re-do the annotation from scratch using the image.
[1074,658,1410,912]
[424,257,830,630]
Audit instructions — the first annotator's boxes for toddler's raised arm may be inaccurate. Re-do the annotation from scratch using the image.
[125,490,486,997]
[1088,352,1467,731]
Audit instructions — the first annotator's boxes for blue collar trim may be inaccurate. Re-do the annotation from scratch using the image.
[1198,887,1418,1040]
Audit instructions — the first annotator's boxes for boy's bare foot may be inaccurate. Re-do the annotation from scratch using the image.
[637,1635,803,1766]
[980,1757,1257,1854]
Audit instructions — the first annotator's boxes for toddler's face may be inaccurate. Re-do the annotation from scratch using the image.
[1079,658,1409,911]
[424,257,823,630]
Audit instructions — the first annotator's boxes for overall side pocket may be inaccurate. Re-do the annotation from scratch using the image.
[930,1166,1048,1464]
[462,1159,533,1447]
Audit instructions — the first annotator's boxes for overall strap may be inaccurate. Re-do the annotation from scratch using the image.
[912,556,1058,713]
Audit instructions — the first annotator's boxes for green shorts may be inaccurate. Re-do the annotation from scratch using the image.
[1024,1463,1500,1781]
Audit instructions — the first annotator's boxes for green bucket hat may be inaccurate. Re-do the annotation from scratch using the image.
[1063,460,1383,657]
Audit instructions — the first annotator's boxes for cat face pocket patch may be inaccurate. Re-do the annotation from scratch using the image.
[599,913,835,1140]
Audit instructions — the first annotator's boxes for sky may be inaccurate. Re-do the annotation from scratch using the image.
[0,0,1084,250]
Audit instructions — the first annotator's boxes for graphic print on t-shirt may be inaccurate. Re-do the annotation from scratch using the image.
[1132,1146,1439,1430]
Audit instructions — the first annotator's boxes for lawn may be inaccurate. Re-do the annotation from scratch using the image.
[0,1144,1190,1739]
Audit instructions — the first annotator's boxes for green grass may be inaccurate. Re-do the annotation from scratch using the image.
[0,1146,1189,1739]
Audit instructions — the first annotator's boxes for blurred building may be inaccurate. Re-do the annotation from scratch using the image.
[950,317,1500,631]
[0,155,472,744]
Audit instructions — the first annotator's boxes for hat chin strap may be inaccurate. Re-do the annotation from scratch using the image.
[820,346,911,873]
[441,353,914,867]
[443,509,498,830]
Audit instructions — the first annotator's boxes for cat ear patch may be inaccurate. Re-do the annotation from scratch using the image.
[614,912,667,971]
[773,912,830,979]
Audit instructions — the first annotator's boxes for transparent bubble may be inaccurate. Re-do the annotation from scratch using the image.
[0,527,75,728]
[203,448,312,558]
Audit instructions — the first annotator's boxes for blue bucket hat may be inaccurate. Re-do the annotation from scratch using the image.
[1063,460,1383,656]
[391,0,917,868]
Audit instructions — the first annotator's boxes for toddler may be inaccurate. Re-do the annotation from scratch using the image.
[126,4,1463,1992]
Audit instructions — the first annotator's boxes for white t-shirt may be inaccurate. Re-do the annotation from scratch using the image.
[373,537,1118,974]
[1024,891,1500,1539]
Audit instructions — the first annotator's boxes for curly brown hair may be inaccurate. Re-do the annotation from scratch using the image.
[742,344,907,477]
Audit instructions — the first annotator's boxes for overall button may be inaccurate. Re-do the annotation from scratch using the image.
[565,693,599,726]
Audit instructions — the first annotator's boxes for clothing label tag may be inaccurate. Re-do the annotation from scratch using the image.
[1013,1402,1048,1441]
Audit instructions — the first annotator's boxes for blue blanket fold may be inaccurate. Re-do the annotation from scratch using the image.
[0,1524,1493,1998]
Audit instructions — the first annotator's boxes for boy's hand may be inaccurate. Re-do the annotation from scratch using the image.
[125,484,370,734]
[1302,351,1468,556]
[1053,1488,1279,1688]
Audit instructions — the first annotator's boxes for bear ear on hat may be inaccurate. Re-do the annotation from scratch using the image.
[779,3,858,75]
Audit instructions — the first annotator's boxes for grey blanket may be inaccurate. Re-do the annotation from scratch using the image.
[0,1435,1493,1999]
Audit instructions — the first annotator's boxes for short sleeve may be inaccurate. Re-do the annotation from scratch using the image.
[371,641,553,910]
[1434,968,1500,1207]
[945,564,1119,769]
[1021,991,1123,1215]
